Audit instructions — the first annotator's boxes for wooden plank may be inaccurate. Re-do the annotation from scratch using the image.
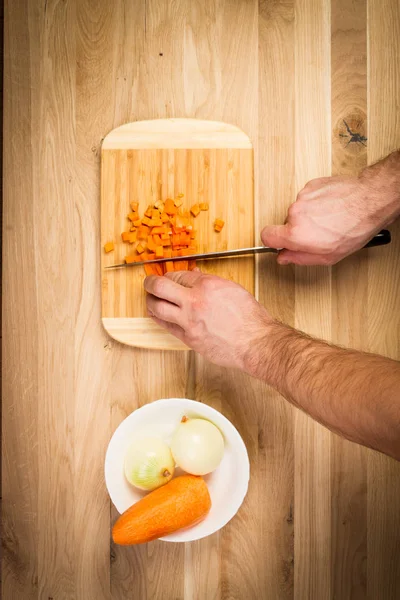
[2,1,40,597]
[258,0,295,597]
[75,0,121,597]
[35,1,78,597]
[330,1,368,598]
[367,0,400,597]
[293,0,332,598]
[212,2,260,598]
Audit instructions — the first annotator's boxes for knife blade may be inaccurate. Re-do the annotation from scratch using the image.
[105,245,278,269]
[104,229,391,269]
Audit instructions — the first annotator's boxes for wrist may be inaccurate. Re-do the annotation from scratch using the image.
[242,317,286,382]
[358,150,400,227]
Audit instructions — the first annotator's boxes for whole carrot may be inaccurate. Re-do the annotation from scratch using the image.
[112,475,211,545]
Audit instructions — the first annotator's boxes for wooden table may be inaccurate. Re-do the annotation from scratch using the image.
[3,1,400,598]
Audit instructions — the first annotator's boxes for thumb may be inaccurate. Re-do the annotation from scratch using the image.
[165,269,203,288]
[261,224,293,249]
[277,249,332,266]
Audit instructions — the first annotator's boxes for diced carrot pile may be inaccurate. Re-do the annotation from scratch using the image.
[104,194,226,275]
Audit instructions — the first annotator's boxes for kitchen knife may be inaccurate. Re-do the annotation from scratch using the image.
[105,229,391,269]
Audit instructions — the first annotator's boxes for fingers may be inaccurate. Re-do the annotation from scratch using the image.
[277,249,334,266]
[146,293,182,324]
[261,224,298,250]
[164,270,203,288]
[149,315,188,344]
[144,275,186,306]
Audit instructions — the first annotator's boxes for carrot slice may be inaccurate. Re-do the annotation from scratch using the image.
[164,198,178,215]
[147,236,157,252]
[138,225,150,240]
[121,231,132,242]
[104,242,114,253]
[136,243,145,254]
[155,246,164,258]
[190,204,201,217]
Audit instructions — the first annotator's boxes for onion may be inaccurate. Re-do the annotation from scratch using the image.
[124,437,175,491]
[171,416,224,476]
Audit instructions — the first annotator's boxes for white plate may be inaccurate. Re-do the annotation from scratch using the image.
[105,398,250,542]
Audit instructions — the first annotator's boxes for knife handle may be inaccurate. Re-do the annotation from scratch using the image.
[363,229,391,248]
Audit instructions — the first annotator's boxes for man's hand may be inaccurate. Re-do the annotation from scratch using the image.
[261,151,400,266]
[144,270,273,369]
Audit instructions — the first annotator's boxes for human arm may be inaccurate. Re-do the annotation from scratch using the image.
[261,150,400,265]
[144,271,400,461]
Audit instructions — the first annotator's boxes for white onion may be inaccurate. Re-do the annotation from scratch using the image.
[124,437,175,491]
[171,416,224,476]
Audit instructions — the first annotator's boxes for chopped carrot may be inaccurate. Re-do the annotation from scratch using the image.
[153,234,162,246]
[133,219,142,227]
[161,238,171,247]
[136,243,145,254]
[125,254,137,264]
[142,216,163,227]
[164,198,178,215]
[152,209,160,219]
[190,204,201,217]
[155,246,164,258]
[174,261,188,271]
[121,231,132,242]
[214,218,225,230]
[171,234,180,248]
[190,230,196,239]
[143,253,156,260]
[165,261,174,273]
[144,205,153,218]
[104,241,114,253]
[144,264,155,276]
[127,212,137,221]
[129,231,137,243]
[138,225,150,240]
[154,263,164,276]
[130,226,136,232]
[161,212,170,223]
[161,233,170,240]
[199,203,209,211]
[147,236,157,252]
[130,202,139,212]
[164,248,172,258]
[174,198,183,208]
[151,226,167,235]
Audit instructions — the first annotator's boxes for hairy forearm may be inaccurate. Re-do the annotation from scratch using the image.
[245,322,400,460]
[360,149,400,225]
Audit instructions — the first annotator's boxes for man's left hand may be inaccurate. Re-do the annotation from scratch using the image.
[144,271,273,369]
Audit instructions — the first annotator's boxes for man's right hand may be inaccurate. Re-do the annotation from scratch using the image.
[261,151,400,266]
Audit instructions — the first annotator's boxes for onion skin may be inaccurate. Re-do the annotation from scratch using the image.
[171,417,225,476]
[124,437,175,491]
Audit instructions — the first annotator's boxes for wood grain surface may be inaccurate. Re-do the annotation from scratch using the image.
[101,119,254,349]
[2,1,400,599]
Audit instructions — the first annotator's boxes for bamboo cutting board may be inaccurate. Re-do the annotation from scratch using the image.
[101,119,254,350]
